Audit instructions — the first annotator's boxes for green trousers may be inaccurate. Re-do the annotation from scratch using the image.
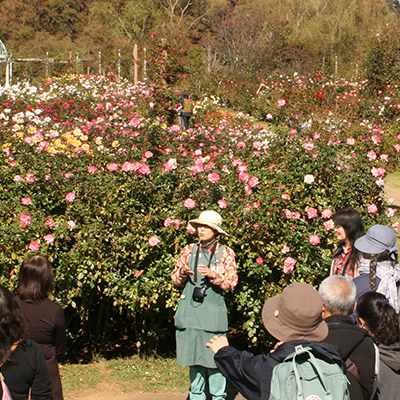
[189,365,227,400]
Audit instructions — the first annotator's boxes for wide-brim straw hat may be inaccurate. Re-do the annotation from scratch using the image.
[188,210,228,236]
[354,224,398,255]
[262,282,328,342]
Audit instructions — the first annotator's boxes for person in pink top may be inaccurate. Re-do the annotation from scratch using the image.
[331,208,365,278]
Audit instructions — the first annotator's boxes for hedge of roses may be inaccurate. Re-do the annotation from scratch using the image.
[0,74,398,356]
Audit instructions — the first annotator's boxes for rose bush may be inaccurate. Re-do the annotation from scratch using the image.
[0,74,398,356]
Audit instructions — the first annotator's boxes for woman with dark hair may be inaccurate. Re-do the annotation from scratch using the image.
[353,225,400,313]
[331,208,365,278]
[0,286,52,400]
[357,292,400,399]
[15,255,66,400]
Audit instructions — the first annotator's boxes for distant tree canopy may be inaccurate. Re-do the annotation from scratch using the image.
[1,0,400,79]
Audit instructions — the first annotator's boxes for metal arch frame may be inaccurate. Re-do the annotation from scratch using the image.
[0,39,11,88]
[0,39,8,58]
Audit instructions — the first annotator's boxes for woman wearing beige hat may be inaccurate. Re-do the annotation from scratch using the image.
[171,210,238,400]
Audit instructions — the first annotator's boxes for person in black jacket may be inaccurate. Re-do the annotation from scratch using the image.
[206,282,345,400]
[319,275,378,400]
[0,286,52,400]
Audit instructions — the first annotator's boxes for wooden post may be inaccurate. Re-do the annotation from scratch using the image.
[118,49,121,78]
[5,55,10,88]
[76,53,79,75]
[133,44,138,83]
[143,47,147,80]
[45,52,49,77]
[98,51,102,75]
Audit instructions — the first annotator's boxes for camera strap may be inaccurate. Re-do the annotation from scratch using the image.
[193,241,217,285]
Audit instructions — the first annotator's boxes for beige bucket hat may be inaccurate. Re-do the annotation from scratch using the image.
[188,210,228,236]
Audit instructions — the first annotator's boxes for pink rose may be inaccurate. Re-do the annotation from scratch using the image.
[67,220,76,230]
[208,172,221,183]
[149,236,160,246]
[281,193,290,200]
[306,207,318,219]
[367,150,377,161]
[107,163,119,172]
[88,165,98,174]
[21,197,32,205]
[19,214,31,227]
[277,99,286,107]
[281,245,290,254]
[43,234,55,244]
[134,270,143,278]
[238,172,249,183]
[346,138,355,145]
[393,222,399,232]
[368,204,378,214]
[217,199,227,209]
[324,220,335,231]
[256,257,263,265]
[253,140,262,149]
[309,235,321,245]
[283,257,296,274]
[29,241,41,251]
[44,218,55,229]
[385,208,397,218]
[144,151,153,159]
[371,135,381,144]
[248,176,260,188]
[266,113,273,120]
[25,173,36,183]
[164,158,178,172]
[321,209,332,219]
[184,198,196,210]
[65,192,76,202]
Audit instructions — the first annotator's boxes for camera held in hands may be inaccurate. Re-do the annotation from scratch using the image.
[193,286,207,303]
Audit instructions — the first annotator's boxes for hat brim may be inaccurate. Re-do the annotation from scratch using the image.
[262,294,328,342]
[188,219,228,236]
[354,236,388,255]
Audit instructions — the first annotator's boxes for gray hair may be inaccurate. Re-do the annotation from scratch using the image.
[319,275,356,315]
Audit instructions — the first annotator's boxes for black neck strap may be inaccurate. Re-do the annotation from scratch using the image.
[193,241,217,284]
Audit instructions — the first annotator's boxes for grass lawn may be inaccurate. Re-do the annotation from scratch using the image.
[61,356,189,397]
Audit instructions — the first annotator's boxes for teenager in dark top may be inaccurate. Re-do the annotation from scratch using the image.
[0,286,52,400]
[15,255,66,400]
[331,208,365,278]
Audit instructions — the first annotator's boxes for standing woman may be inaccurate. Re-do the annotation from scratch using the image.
[15,255,66,400]
[0,286,52,400]
[353,225,400,312]
[357,292,400,399]
[171,210,238,400]
[330,208,365,278]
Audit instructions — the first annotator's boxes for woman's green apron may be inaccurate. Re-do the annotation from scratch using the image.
[174,243,228,368]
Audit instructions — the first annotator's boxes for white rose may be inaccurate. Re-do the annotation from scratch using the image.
[304,174,315,184]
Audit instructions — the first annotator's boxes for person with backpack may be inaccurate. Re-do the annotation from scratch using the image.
[319,275,378,400]
[206,282,349,400]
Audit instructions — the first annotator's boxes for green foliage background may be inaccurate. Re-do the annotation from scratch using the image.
[0,74,398,357]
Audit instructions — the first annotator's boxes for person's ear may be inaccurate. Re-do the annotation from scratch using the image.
[358,317,367,329]
[321,305,327,319]
[352,302,357,313]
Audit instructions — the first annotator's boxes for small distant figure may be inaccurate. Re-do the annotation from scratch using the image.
[180,94,193,130]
